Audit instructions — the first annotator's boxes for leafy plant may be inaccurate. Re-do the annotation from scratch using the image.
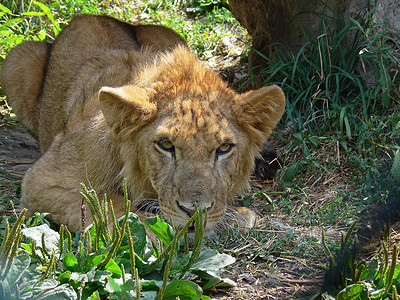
[321,234,400,299]
[0,183,236,299]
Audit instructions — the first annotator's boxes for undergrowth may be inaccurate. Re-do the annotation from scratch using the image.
[0,183,235,299]
[0,0,245,60]
[255,2,400,216]
[251,2,400,298]
[320,224,400,299]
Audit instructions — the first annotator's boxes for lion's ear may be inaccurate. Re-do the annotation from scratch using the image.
[233,84,285,142]
[99,85,156,134]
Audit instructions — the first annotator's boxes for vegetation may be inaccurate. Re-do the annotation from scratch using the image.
[0,183,235,299]
[252,2,400,299]
[1,0,400,299]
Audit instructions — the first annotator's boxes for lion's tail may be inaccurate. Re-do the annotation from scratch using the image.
[0,41,50,139]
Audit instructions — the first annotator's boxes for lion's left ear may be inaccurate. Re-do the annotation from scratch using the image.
[99,85,157,135]
[233,84,285,142]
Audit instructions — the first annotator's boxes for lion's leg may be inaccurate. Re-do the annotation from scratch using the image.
[22,166,130,231]
[226,206,257,229]
[0,41,50,139]
[20,143,128,232]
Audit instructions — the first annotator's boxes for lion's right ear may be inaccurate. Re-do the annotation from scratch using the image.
[99,85,157,134]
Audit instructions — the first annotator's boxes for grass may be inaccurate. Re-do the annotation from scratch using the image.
[1,0,400,299]
[256,3,400,216]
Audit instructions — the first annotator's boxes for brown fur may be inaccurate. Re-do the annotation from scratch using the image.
[0,15,285,233]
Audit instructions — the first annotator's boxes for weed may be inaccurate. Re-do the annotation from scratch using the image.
[321,224,400,299]
[0,183,235,299]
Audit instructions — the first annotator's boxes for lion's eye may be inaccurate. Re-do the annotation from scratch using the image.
[157,139,175,153]
[216,143,234,155]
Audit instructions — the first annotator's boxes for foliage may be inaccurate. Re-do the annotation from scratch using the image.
[0,0,243,61]
[0,184,235,299]
[254,3,400,211]
[321,237,400,299]
[257,4,399,135]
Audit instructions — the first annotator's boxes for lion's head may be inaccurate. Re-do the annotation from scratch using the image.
[99,46,285,232]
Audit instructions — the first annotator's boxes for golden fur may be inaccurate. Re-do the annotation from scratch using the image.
[0,15,285,233]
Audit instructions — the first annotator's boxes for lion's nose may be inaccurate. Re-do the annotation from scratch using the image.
[176,201,213,218]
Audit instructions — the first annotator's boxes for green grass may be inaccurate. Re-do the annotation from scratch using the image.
[256,4,400,212]
[252,3,400,298]
[0,0,246,60]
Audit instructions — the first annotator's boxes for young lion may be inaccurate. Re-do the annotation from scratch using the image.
[0,15,285,233]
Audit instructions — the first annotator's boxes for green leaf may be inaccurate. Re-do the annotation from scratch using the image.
[190,248,235,274]
[336,283,368,300]
[144,216,174,246]
[118,213,147,255]
[191,269,221,289]
[105,276,121,293]
[104,258,122,276]
[22,279,78,299]
[359,259,378,282]
[141,291,158,299]
[191,269,236,290]
[63,252,78,271]
[87,290,101,300]
[21,12,46,16]
[33,1,51,15]
[0,282,12,300]
[92,269,112,283]
[0,18,23,31]
[281,162,299,186]
[0,4,12,14]
[93,254,106,266]
[241,195,253,208]
[160,280,203,300]
[21,224,60,255]
[58,271,71,284]
[3,254,30,287]
[141,280,162,291]
[391,150,400,184]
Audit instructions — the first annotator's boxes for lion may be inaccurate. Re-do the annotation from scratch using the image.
[0,15,285,234]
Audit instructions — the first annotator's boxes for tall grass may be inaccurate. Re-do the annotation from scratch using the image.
[255,4,400,202]
[258,8,398,136]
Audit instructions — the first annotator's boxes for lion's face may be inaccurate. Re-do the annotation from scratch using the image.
[139,96,248,230]
[98,46,285,232]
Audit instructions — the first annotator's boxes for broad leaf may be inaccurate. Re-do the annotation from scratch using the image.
[3,254,30,287]
[190,248,235,274]
[159,280,203,300]
[63,252,78,271]
[118,213,147,255]
[144,216,174,246]
[21,224,60,255]
[336,283,368,300]
[391,150,400,184]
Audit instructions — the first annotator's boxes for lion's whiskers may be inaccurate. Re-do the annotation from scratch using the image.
[136,198,161,217]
